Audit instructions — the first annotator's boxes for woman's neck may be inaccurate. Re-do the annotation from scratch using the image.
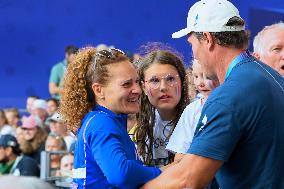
[157,109,176,121]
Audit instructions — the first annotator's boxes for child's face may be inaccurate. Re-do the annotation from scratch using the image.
[192,62,214,97]
[142,63,182,112]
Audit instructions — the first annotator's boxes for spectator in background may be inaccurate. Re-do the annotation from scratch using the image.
[253,22,284,77]
[0,134,39,176]
[0,176,55,189]
[46,98,59,116]
[26,96,39,115]
[46,112,76,151]
[4,108,20,129]
[49,45,79,100]
[0,110,15,136]
[31,99,48,126]
[18,115,47,165]
[45,133,67,176]
[59,153,74,177]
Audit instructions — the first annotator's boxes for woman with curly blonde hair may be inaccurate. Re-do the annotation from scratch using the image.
[60,47,160,189]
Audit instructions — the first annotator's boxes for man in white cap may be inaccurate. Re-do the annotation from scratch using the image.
[31,99,48,124]
[47,112,76,151]
[142,0,284,188]
[253,22,284,77]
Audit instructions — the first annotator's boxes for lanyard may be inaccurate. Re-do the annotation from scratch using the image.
[225,51,250,80]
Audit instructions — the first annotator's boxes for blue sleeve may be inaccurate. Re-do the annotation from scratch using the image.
[87,130,161,188]
[188,102,241,162]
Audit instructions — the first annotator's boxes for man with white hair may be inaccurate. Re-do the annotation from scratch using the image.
[31,99,48,124]
[253,22,284,76]
[142,0,284,188]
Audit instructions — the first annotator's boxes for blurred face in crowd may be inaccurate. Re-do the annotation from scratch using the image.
[60,154,74,177]
[60,154,74,171]
[45,136,65,163]
[96,61,141,114]
[257,28,284,76]
[5,111,19,127]
[49,121,67,136]
[0,112,7,127]
[32,108,47,122]
[142,63,182,113]
[45,137,62,152]
[26,97,37,114]
[0,147,7,163]
[0,146,12,163]
[47,101,58,116]
[66,53,76,64]
[22,127,38,141]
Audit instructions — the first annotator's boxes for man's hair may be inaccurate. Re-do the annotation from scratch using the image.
[65,45,79,55]
[253,22,284,55]
[194,16,250,50]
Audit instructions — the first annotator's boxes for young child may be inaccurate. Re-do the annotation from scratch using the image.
[166,59,219,157]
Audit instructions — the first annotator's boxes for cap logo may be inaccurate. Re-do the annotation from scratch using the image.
[194,14,199,26]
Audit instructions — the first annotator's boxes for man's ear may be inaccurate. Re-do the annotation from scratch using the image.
[91,83,105,99]
[252,52,260,60]
[203,32,215,50]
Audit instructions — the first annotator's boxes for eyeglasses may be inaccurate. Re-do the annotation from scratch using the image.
[144,74,180,90]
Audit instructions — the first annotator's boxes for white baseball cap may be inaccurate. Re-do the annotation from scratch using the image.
[32,99,48,110]
[46,112,63,123]
[172,0,245,38]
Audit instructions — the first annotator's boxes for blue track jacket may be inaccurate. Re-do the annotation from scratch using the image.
[72,105,161,189]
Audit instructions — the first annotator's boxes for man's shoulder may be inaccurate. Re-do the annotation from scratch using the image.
[18,155,38,165]
[52,59,66,69]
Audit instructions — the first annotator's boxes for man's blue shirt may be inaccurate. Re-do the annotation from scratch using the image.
[188,56,284,189]
[73,105,160,189]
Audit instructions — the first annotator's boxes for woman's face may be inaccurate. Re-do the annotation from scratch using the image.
[99,60,141,114]
[22,127,38,141]
[142,63,182,112]
[47,101,58,116]
[0,114,6,126]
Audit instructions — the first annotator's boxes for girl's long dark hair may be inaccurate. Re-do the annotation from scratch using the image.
[134,50,189,165]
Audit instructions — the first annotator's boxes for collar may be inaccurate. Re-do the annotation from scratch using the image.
[225,51,250,80]
[92,104,127,119]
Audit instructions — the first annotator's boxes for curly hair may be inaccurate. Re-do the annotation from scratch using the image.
[134,50,189,165]
[60,47,129,133]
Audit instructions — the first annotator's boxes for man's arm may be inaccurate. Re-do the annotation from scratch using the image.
[49,82,62,95]
[141,154,223,189]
